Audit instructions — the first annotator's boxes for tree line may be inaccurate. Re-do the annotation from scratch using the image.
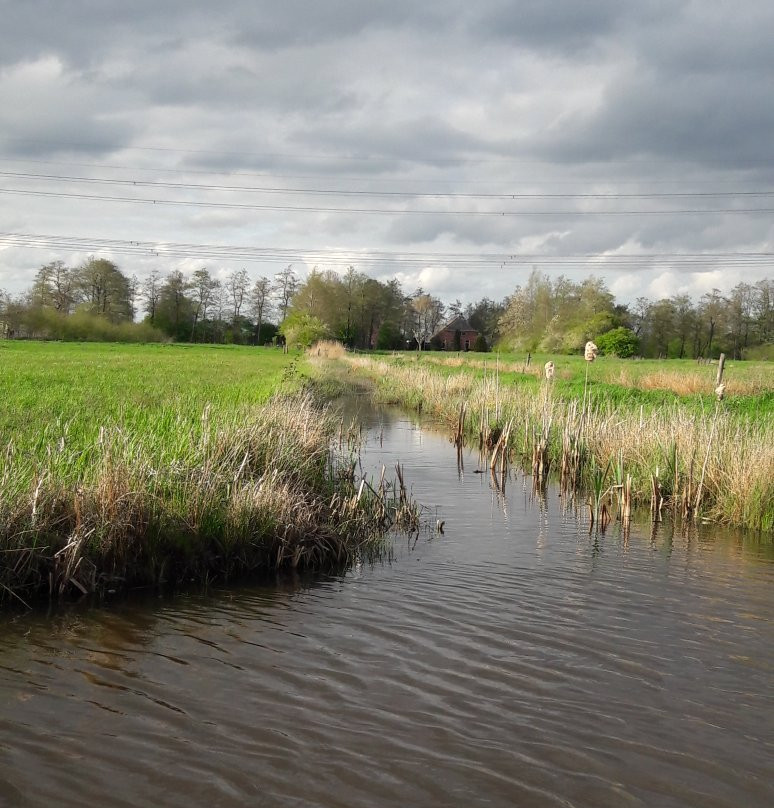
[1,259,771,359]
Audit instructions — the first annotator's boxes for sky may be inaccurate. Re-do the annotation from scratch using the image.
[1,0,773,307]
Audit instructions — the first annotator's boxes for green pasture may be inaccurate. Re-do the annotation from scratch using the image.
[372,351,773,418]
[0,341,299,453]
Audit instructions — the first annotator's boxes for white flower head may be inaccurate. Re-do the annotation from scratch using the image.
[584,341,598,362]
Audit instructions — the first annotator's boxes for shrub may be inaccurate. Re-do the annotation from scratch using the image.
[597,327,639,358]
[473,334,489,352]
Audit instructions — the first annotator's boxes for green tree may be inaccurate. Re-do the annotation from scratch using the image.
[596,327,639,358]
[74,258,133,322]
[279,312,330,348]
[155,270,195,340]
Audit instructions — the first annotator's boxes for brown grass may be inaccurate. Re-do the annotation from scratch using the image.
[340,355,774,532]
[0,392,417,605]
[308,340,348,359]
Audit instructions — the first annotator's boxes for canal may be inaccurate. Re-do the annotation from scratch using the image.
[1,400,772,807]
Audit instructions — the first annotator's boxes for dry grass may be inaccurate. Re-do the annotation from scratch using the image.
[308,340,348,359]
[0,392,415,605]
[422,353,544,379]
[341,355,774,532]
[621,369,769,397]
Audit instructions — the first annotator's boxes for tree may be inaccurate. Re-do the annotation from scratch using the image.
[73,258,133,322]
[465,297,504,345]
[155,270,194,340]
[30,261,75,314]
[671,294,695,358]
[648,299,676,357]
[596,327,639,358]
[409,290,444,350]
[472,333,489,352]
[249,276,273,344]
[698,289,726,357]
[225,268,250,323]
[127,274,140,321]
[279,312,330,348]
[141,270,161,324]
[190,268,218,341]
[726,283,755,359]
[273,265,299,322]
[448,298,463,318]
[498,271,619,353]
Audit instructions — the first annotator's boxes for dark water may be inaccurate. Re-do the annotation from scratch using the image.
[1,402,773,807]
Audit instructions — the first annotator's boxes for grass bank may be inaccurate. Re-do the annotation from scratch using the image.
[0,342,414,606]
[327,350,774,532]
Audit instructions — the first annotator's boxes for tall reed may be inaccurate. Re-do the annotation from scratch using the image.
[0,392,414,605]
[340,355,774,532]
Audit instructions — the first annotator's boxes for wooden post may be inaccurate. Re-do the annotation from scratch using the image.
[715,353,726,387]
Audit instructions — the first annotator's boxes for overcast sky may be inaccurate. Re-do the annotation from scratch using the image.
[1,0,772,307]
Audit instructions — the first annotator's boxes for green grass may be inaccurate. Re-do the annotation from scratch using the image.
[0,341,295,450]
[0,342,408,605]
[337,351,774,532]
[371,350,773,418]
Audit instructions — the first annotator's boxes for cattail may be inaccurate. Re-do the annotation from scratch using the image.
[584,341,598,362]
[544,361,555,380]
[715,383,726,401]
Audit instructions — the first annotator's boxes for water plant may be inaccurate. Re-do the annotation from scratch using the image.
[332,353,774,532]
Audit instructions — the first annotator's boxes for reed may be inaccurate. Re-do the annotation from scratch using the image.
[339,354,774,532]
[0,386,419,604]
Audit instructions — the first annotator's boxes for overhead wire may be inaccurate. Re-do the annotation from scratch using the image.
[2,186,774,216]
[1,231,771,271]
[2,170,774,200]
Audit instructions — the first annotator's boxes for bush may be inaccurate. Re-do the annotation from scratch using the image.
[472,334,489,352]
[376,322,403,350]
[742,343,774,361]
[278,312,331,348]
[597,327,639,358]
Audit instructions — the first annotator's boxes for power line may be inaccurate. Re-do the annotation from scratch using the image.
[1,231,772,271]
[3,169,774,200]
[2,155,768,189]
[3,186,774,216]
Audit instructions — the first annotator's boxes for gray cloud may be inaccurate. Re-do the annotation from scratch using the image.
[0,0,772,304]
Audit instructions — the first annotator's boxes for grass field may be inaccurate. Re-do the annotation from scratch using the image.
[0,342,408,605]
[377,351,773,417]
[331,348,774,532]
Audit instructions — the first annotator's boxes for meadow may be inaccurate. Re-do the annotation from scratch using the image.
[0,342,409,605]
[325,347,774,532]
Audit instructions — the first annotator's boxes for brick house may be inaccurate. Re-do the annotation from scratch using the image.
[432,314,480,351]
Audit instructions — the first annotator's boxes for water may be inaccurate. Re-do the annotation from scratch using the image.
[1,401,773,807]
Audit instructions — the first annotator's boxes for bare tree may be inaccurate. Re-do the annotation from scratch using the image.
[273,264,299,322]
[249,276,272,344]
[128,274,140,321]
[226,268,250,322]
[142,270,161,323]
[410,290,445,350]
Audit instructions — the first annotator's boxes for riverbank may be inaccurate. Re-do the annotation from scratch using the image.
[0,342,413,605]
[316,349,774,532]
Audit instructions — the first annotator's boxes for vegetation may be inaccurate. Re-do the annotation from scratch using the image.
[0,342,416,606]
[497,270,773,359]
[596,327,639,358]
[321,350,774,532]
[1,258,771,362]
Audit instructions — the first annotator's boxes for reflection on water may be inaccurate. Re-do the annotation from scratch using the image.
[1,397,773,807]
